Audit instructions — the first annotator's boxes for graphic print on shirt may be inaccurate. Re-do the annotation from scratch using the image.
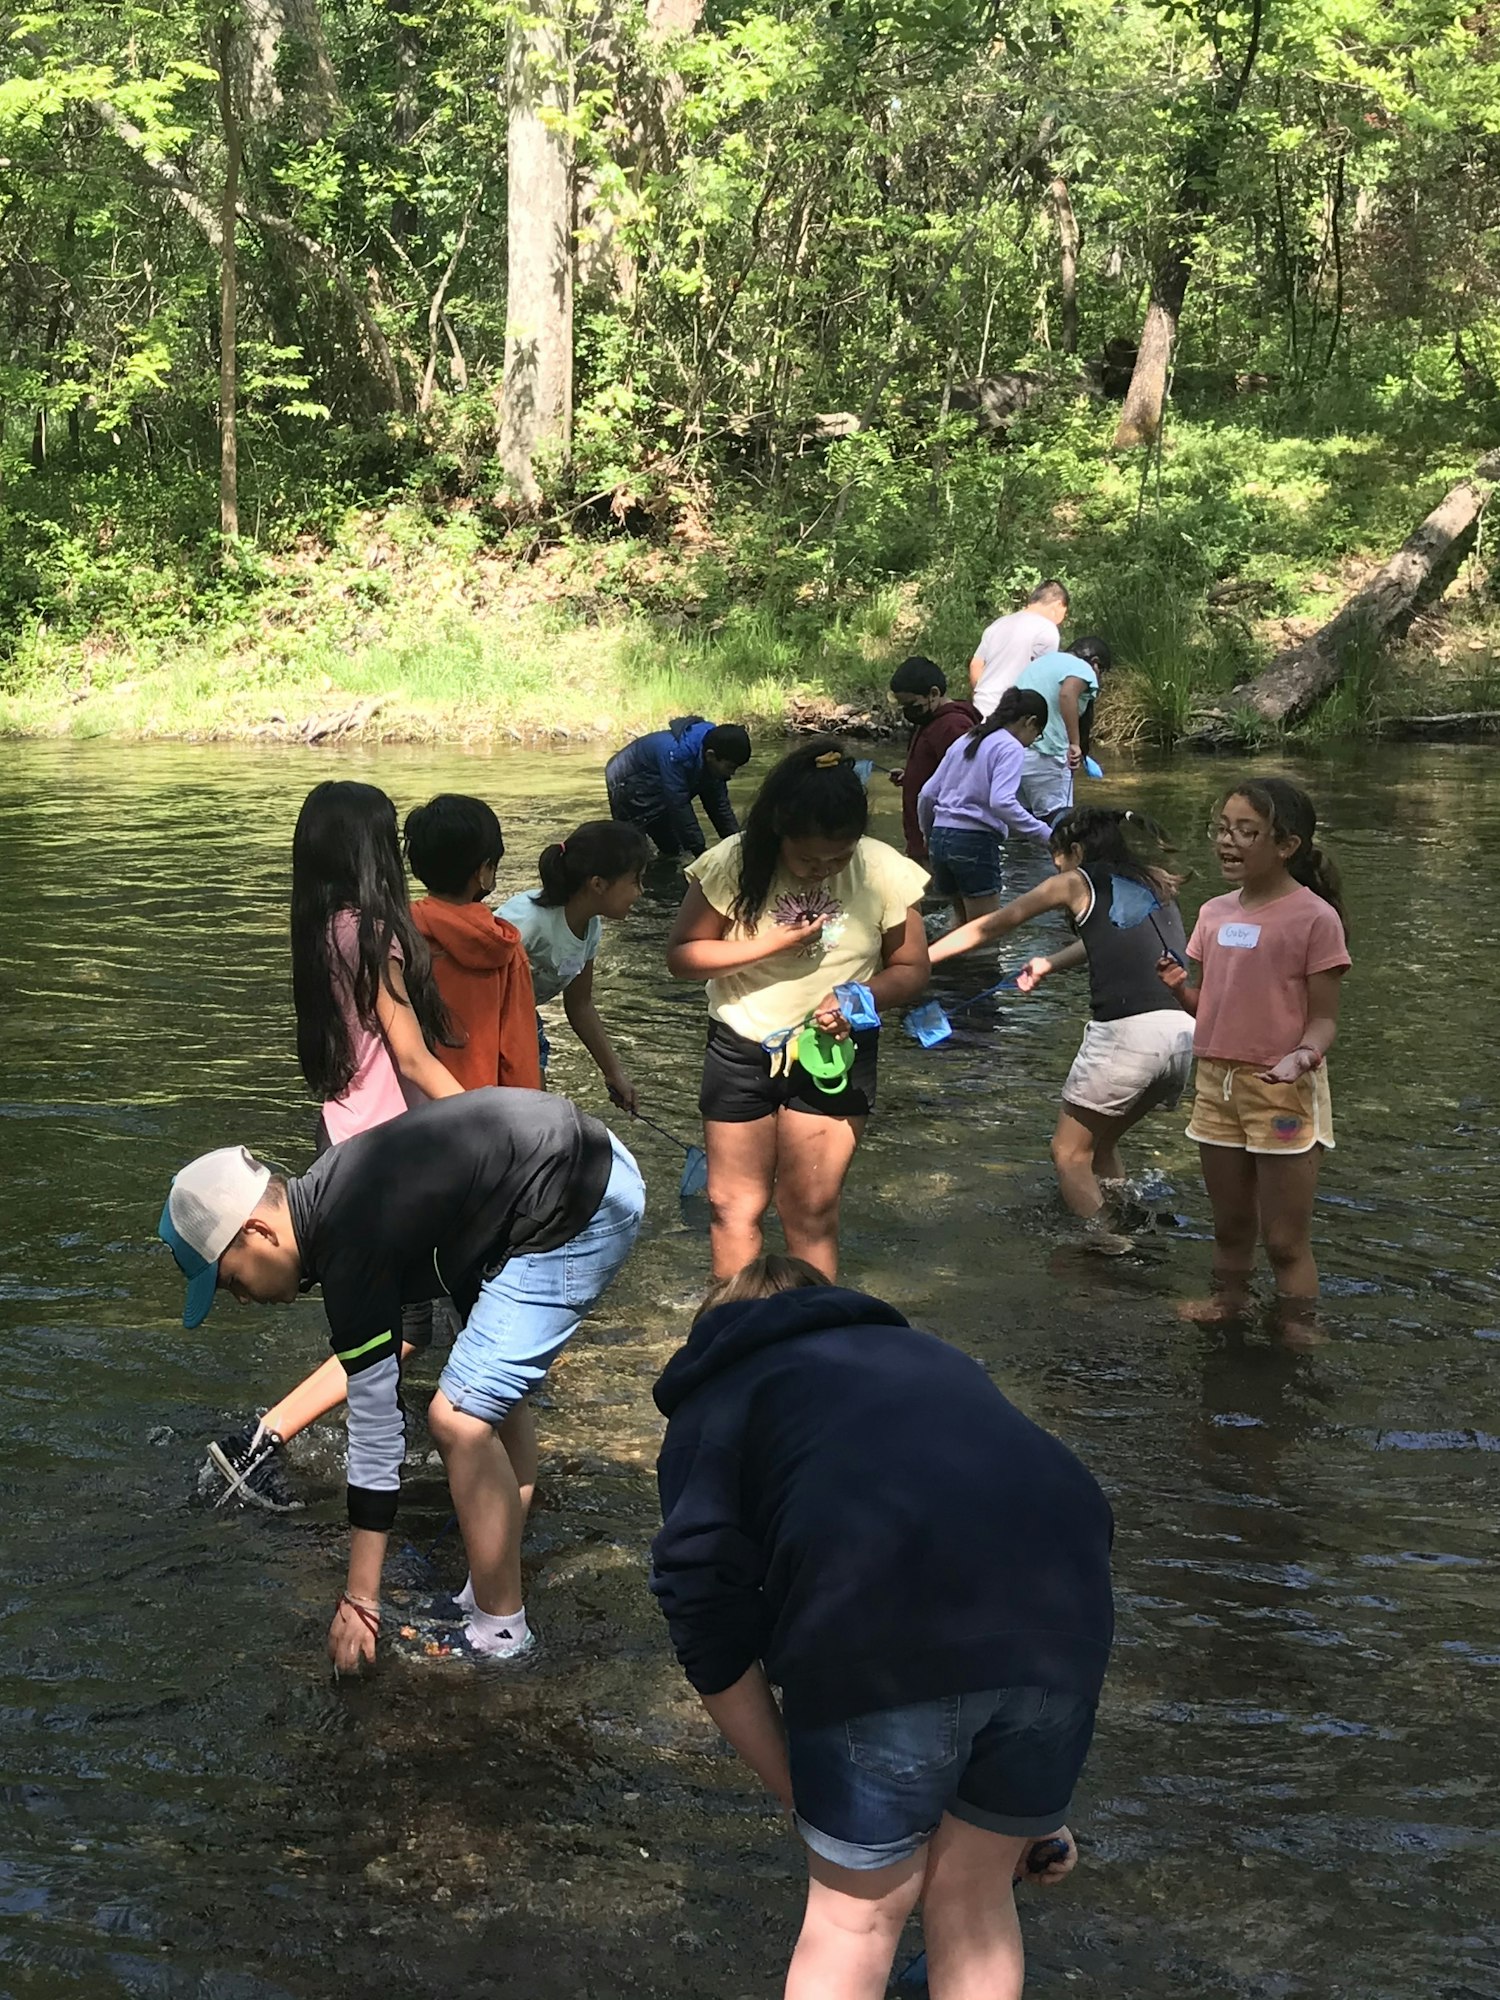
[773,886,848,951]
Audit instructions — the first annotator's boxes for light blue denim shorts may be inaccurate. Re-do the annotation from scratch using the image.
[437,1134,644,1424]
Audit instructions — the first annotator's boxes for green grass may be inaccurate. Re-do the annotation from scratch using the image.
[0,592,890,741]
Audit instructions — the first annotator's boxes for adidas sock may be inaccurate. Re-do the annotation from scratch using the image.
[464,1605,530,1657]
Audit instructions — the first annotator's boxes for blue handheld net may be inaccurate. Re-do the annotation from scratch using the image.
[904,1000,953,1047]
[833,980,881,1030]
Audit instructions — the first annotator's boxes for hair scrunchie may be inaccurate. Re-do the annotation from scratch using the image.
[814,750,844,769]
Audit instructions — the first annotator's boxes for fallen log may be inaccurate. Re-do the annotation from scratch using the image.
[1189,448,1500,744]
[1386,710,1500,739]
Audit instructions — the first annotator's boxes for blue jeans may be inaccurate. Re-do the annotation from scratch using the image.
[787,1686,1096,1870]
[928,824,1004,900]
[437,1135,644,1424]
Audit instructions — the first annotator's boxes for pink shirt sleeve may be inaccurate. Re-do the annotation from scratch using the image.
[1186,912,1206,963]
[1302,898,1351,976]
[331,908,404,994]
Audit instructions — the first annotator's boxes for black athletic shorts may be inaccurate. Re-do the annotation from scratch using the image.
[699,1020,879,1123]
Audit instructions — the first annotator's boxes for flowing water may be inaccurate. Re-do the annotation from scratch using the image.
[1,736,1498,1999]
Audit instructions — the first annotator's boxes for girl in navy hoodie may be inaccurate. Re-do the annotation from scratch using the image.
[650,1258,1114,2000]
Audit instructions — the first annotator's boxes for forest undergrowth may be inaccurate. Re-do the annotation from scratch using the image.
[2,382,1496,746]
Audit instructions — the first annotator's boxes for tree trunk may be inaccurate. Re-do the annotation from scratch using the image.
[1113,251,1188,448]
[217,7,241,542]
[1191,450,1500,741]
[575,0,704,297]
[499,0,573,507]
[1047,176,1080,356]
[1112,0,1263,448]
[239,0,338,129]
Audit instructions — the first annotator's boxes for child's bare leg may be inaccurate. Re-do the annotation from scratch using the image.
[452,1400,540,1610]
[705,1117,778,1280]
[784,1849,925,2000]
[920,1816,1032,2000]
[498,1399,538,1519]
[1193,1143,1258,1313]
[427,1390,525,1616]
[1255,1149,1324,1329]
[774,1109,864,1281]
[1051,1106,1136,1219]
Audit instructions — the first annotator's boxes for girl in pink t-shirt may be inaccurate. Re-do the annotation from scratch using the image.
[1159,777,1350,1325]
[291,780,461,1141]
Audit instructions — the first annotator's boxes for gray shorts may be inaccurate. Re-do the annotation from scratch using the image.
[1018,748,1074,820]
[1063,1011,1195,1120]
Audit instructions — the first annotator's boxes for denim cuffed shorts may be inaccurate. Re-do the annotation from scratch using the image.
[927,824,1004,900]
[436,1134,645,1424]
[787,1686,1097,1871]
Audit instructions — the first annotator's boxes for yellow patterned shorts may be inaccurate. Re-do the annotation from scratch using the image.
[1186,1058,1335,1156]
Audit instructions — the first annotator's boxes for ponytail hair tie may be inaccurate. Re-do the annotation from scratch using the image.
[557,839,567,854]
[815,751,844,769]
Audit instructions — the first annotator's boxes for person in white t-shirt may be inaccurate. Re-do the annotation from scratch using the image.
[969,578,1070,718]
[498,820,652,1111]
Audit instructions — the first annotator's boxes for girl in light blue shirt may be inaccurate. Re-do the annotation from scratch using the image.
[499,819,652,1110]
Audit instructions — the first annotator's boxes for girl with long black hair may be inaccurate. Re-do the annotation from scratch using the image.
[204,781,462,1502]
[291,779,458,1139]
[930,804,1193,1245]
[666,738,929,1279]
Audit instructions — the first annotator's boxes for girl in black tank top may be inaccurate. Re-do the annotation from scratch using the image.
[926,807,1195,1243]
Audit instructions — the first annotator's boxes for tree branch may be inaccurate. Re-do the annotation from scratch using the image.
[419,202,477,413]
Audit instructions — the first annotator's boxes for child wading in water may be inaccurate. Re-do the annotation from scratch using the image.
[1159,777,1350,1323]
[406,793,541,1092]
[931,806,1193,1249]
[665,740,929,1279]
[499,820,653,1113]
[651,1255,1113,2000]
[203,781,465,1502]
[160,1090,644,1669]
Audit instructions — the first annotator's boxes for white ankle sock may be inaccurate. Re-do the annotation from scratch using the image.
[457,1575,476,1613]
[464,1604,530,1656]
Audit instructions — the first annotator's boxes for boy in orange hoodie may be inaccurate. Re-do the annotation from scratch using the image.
[404,795,542,1092]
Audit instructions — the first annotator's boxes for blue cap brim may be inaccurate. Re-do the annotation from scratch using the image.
[159,1202,220,1329]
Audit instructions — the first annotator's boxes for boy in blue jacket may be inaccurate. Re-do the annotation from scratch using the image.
[605,716,751,857]
[650,1257,1114,2000]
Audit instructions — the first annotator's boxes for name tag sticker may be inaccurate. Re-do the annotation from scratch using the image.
[1218,922,1262,950]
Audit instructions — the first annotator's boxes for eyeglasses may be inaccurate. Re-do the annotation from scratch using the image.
[1207,820,1268,843]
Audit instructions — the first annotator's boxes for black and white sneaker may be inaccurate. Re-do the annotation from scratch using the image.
[199,1427,301,1512]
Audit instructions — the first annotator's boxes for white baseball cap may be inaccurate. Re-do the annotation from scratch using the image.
[158,1146,271,1327]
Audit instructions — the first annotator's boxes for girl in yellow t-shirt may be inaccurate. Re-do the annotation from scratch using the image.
[666,738,930,1279]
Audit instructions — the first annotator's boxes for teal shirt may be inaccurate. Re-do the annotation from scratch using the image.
[1015,650,1099,762]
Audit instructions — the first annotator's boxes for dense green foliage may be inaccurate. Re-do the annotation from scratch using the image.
[3,0,1499,735]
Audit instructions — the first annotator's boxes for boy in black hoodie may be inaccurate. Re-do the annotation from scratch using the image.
[650,1257,1114,2000]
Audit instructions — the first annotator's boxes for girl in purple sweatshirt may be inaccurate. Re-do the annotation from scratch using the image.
[917,688,1052,922]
